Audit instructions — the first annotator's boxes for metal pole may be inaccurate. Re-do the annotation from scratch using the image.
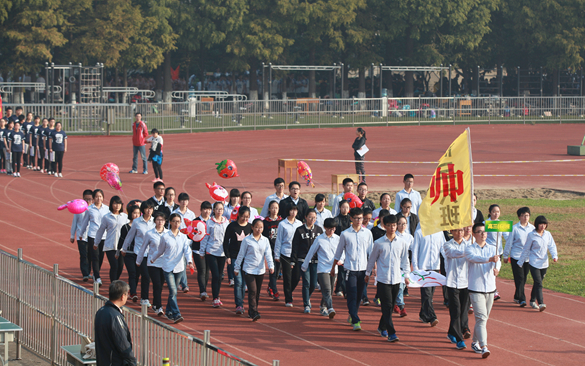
[333,63,337,98]
[141,304,148,366]
[45,63,49,102]
[50,264,58,366]
[269,63,272,100]
[78,63,83,104]
[449,65,452,97]
[203,330,211,366]
[440,64,443,98]
[371,63,374,98]
[16,249,23,360]
[499,66,503,97]
[476,65,480,96]
[517,66,520,97]
[273,361,280,366]
[540,67,543,97]
[523,95,526,125]
[341,63,344,99]
[262,62,265,102]
[379,63,383,98]
[51,63,55,104]
[92,282,99,339]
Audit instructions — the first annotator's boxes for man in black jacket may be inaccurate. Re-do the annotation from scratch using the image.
[95,280,137,366]
[146,181,166,217]
[278,181,309,222]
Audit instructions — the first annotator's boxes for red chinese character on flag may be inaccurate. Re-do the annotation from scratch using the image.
[429,163,464,205]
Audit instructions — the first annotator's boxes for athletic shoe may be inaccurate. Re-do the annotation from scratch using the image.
[393,305,400,314]
[403,288,409,297]
[217,299,223,306]
[471,342,482,354]
[463,329,471,339]
[131,294,138,303]
[399,308,408,317]
[320,308,328,317]
[419,317,427,323]
[267,287,274,299]
[304,306,311,314]
[229,279,235,287]
[456,341,467,350]
[95,278,102,287]
[212,299,221,308]
[494,291,501,301]
[348,316,352,325]
[245,285,248,292]
[174,316,184,324]
[273,292,280,301]
[530,301,539,309]
[430,319,439,327]
[374,298,381,307]
[200,292,208,301]
[129,170,137,174]
[157,307,165,317]
[142,171,148,175]
[315,283,321,291]
[140,299,151,308]
[17,173,21,177]
[482,346,491,358]
[362,297,370,306]
[328,308,336,319]
[388,334,399,342]
[447,334,457,344]
[520,301,527,307]
[55,173,59,177]
[285,302,293,307]
[514,299,520,304]
[82,276,89,282]
[353,322,362,331]
[182,287,189,293]
[468,304,474,314]
[13,173,17,177]
[152,178,158,182]
[539,304,546,312]
[252,314,261,322]
[377,328,389,338]
[235,306,244,315]
[335,291,343,297]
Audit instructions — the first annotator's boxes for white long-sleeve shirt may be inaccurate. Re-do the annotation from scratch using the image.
[334,226,374,272]
[151,231,192,273]
[302,233,342,273]
[260,193,288,217]
[443,238,470,289]
[200,217,229,257]
[234,235,274,275]
[395,189,422,215]
[79,204,110,240]
[171,207,196,229]
[331,193,345,217]
[94,212,128,252]
[411,228,445,271]
[121,216,155,256]
[503,222,535,261]
[372,206,397,219]
[465,242,501,293]
[70,212,89,241]
[485,219,510,255]
[315,208,333,229]
[518,230,558,269]
[274,218,302,260]
[136,228,168,267]
[396,231,414,251]
[366,235,410,285]
[244,206,259,223]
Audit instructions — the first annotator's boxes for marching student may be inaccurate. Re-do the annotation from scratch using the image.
[372,193,397,219]
[331,178,354,217]
[465,223,501,358]
[395,174,422,215]
[118,204,141,302]
[224,188,240,221]
[356,182,376,212]
[291,210,323,314]
[503,207,535,307]
[302,218,341,318]
[240,191,259,223]
[94,196,128,282]
[262,201,282,300]
[278,181,310,222]
[146,128,164,182]
[517,216,558,312]
[0,118,6,174]
[462,225,474,315]
[371,209,389,241]
[394,215,413,316]
[200,202,229,309]
[365,215,410,342]
[443,228,471,350]
[151,213,194,324]
[135,212,168,316]
[29,116,41,171]
[146,181,166,217]
[362,209,373,231]
[352,127,367,183]
[334,200,351,296]
[485,204,509,301]
[472,193,484,224]
[411,224,446,327]
[260,178,288,217]
[223,206,252,312]
[234,219,275,321]
[397,198,419,236]
[161,187,178,226]
[49,121,67,177]
[8,121,25,177]
[274,204,303,307]
[313,194,332,229]
[70,189,94,281]
[331,207,374,331]
[79,189,110,287]
[121,201,155,307]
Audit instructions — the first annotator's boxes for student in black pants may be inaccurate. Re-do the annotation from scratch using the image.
[49,121,67,177]
[352,127,367,183]
[8,121,25,177]
[119,204,142,302]
[262,200,282,300]
[37,118,48,172]
[334,200,351,296]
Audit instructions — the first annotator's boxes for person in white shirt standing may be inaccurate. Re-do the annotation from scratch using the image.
[240,191,259,223]
[313,194,332,229]
[260,178,288,217]
[465,223,501,359]
[79,189,110,287]
[234,219,275,321]
[365,215,410,342]
[274,205,303,307]
[443,228,471,350]
[503,207,535,307]
[70,189,94,281]
[485,204,509,301]
[94,196,128,282]
[331,207,374,331]
[331,178,354,217]
[394,174,422,215]
[517,216,558,312]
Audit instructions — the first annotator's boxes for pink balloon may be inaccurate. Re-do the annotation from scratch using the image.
[106,171,123,191]
[206,182,229,202]
[57,199,89,214]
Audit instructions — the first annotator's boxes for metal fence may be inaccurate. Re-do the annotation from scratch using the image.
[3,96,585,135]
[0,249,258,366]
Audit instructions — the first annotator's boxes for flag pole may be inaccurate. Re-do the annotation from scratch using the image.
[467,127,474,224]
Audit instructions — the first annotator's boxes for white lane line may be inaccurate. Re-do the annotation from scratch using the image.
[491,318,585,349]
[0,244,74,276]
[497,280,585,305]
[0,216,77,253]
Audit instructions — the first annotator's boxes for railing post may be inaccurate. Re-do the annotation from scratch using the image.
[15,249,23,360]
[141,304,148,366]
[92,282,99,340]
[418,95,421,126]
[523,96,526,125]
[202,330,211,366]
[273,361,280,366]
[318,98,321,128]
[50,264,59,366]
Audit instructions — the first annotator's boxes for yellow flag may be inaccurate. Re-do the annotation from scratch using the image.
[419,128,474,236]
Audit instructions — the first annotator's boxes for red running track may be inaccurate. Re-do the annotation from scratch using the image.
[0,124,584,365]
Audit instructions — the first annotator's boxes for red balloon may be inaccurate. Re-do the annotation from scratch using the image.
[180,219,208,242]
[215,159,239,179]
[100,163,119,182]
[206,182,229,202]
[343,192,363,209]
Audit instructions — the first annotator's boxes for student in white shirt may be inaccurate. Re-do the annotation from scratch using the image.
[302,218,340,318]
[331,178,354,217]
[79,189,110,287]
[260,178,288,217]
[274,205,303,306]
[517,216,558,312]
[70,189,93,281]
[394,174,422,214]
[240,191,259,223]
[234,219,275,321]
[223,188,240,221]
[366,215,410,342]
[485,204,509,301]
[503,207,534,307]
[394,215,413,316]
[465,223,501,359]
[443,228,471,350]
[200,202,229,308]
[372,193,397,220]
[94,196,128,282]
[331,207,374,331]
[313,193,332,229]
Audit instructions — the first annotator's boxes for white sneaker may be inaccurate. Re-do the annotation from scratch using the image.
[530,301,539,310]
[229,279,235,287]
[17,173,21,177]
[156,307,165,317]
[58,173,63,178]
[471,342,482,354]
[320,307,328,316]
[55,173,59,177]
[539,304,546,312]
[481,346,491,358]
[140,299,152,308]
[200,292,208,301]
[13,173,17,177]
[304,306,311,314]
[95,278,102,287]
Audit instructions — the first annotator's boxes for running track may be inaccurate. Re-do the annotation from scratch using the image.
[1,124,584,365]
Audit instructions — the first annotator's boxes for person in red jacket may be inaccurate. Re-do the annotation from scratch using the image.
[130,113,148,174]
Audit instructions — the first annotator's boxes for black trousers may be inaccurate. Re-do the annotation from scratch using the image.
[280,256,300,303]
[45,149,51,172]
[244,273,264,318]
[0,148,5,170]
[37,146,45,168]
[511,258,530,302]
[269,259,281,295]
[105,250,124,282]
[123,253,140,296]
[54,150,64,173]
[148,266,165,309]
[152,159,163,179]
[76,239,91,277]
[378,283,400,335]
[88,237,104,280]
[354,155,365,183]
[420,286,438,323]
[193,253,209,294]
[446,287,469,342]
[529,265,547,304]
[206,255,226,299]
[335,265,346,294]
[138,256,151,300]
[440,256,448,304]
[12,151,22,173]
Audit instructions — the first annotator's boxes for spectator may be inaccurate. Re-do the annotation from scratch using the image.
[129,113,148,174]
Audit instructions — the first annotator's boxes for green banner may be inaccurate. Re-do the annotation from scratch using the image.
[485,220,513,232]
